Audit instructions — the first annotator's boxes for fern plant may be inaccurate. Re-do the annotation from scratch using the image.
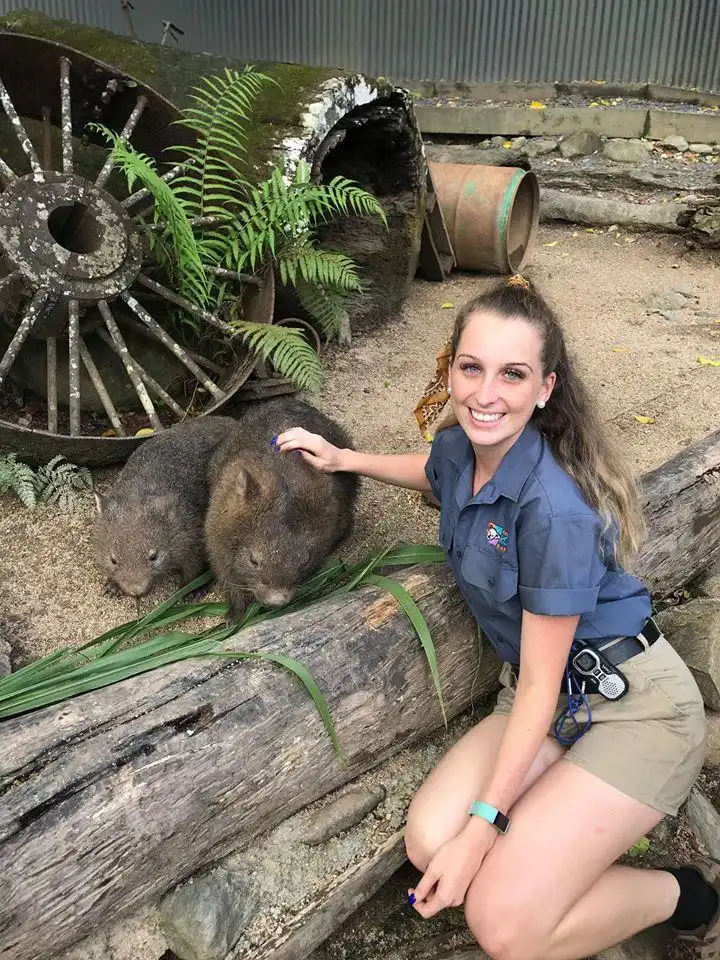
[98,65,386,388]
[34,456,93,514]
[0,453,37,509]
[0,454,92,513]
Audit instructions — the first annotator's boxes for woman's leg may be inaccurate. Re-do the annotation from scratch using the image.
[465,759,674,960]
[405,712,565,870]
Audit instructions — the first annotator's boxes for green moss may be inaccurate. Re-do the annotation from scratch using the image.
[0,10,390,177]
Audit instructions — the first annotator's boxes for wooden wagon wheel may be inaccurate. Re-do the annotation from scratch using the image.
[0,34,278,467]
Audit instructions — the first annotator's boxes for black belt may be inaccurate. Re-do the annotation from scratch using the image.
[596,617,662,666]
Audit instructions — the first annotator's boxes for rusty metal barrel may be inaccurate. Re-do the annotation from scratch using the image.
[428,161,539,274]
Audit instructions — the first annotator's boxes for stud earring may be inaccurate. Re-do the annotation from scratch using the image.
[536,400,546,409]
[447,385,452,395]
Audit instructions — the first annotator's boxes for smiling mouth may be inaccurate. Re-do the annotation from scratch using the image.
[469,409,505,423]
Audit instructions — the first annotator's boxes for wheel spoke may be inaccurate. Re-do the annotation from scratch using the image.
[0,156,16,185]
[121,161,185,208]
[0,75,43,177]
[68,299,81,435]
[136,273,235,335]
[97,299,163,431]
[0,288,49,383]
[95,94,148,190]
[97,328,187,419]
[46,336,58,434]
[41,106,52,170]
[59,57,73,175]
[78,336,127,437]
[120,291,225,401]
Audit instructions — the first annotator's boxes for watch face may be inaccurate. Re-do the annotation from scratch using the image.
[575,651,597,672]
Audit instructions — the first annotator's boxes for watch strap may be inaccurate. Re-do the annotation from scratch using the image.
[469,800,510,834]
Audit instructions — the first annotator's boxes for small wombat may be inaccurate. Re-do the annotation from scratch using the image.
[205,397,359,619]
[93,415,239,597]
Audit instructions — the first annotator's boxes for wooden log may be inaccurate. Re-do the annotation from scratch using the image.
[540,188,689,232]
[243,831,408,960]
[635,426,720,596]
[3,428,720,960]
[0,565,495,960]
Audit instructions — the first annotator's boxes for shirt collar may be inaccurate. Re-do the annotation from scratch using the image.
[444,420,544,506]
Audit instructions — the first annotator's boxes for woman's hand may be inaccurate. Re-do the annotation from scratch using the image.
[409,819,496,918]
[274,427,345,472]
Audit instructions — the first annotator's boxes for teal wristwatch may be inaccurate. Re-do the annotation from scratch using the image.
[469,800,511,834]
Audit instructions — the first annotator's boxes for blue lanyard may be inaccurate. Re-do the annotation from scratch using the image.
[553,663,593,746]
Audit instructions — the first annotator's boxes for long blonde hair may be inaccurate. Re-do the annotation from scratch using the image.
[436,281,645,568]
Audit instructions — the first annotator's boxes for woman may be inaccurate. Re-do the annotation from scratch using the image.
[275,278,718,960]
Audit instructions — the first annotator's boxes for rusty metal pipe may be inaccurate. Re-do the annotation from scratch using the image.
[428,161,539,274]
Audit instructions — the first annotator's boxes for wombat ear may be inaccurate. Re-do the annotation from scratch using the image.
[236,467,257,501]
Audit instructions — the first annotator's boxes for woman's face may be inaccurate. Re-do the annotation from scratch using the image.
[448,309,556,456]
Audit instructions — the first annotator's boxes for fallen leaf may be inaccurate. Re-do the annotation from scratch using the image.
[633,415,656,424]
[585,227,596,233]
[441,302,454,309]
[530,100,546,110]
[101,428,117,438]
[503,140,513,148]
[543,240,560,247]
[134,427,156,437]
[698,355,720,367]
[571,231,579,237]
[612,346,630,352]
[589,101,601,107]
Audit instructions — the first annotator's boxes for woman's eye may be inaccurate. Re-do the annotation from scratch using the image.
[460,362,481,374]
[504,368,524,381]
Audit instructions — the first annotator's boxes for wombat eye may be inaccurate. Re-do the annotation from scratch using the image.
[249,552,259,568]
[148,549,158,562]
[110,555,117,566]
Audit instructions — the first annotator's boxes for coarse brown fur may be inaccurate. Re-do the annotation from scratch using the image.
[93,415,238,597]
[205,397,359,620]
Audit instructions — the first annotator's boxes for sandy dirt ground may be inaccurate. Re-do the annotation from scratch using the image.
[3,221,720,960]
[3,221,720,664]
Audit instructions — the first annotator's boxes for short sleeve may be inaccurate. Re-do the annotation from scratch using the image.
[517,513,607,616]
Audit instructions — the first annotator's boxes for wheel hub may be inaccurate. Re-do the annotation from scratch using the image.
[0,171,142,319]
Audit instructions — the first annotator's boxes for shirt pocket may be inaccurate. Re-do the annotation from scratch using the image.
[460,544,518,604]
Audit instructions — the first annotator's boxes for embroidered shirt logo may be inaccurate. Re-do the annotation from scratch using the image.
[486,521,509,552]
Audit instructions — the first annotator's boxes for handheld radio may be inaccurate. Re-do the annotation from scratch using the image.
[569,644,629,700]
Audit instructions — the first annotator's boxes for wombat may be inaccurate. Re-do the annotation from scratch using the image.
[93,415,239,598]
[205,396,359,619]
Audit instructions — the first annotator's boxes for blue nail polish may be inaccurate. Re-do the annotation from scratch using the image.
[408,893,416,906]
[270,435,278,447]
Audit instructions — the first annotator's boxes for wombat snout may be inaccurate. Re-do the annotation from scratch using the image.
[253,585,296,608]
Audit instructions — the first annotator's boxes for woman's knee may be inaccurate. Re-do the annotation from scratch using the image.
[465,880,549,960]
[404,793,457,870]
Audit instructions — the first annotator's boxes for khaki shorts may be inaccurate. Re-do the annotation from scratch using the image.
[492,635,707,815]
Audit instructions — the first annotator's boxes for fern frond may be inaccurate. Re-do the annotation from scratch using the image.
[230,322,323,390]
[294,281,352,340]
[0,454,37,509]
[170,66,275,220]
[278,242,363,292]
[90,124,211,307]
[34,455,93,514]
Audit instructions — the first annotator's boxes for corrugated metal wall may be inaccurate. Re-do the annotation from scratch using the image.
[1,0,719,91]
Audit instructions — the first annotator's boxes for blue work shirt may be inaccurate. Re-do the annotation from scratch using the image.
[425,421,652,665]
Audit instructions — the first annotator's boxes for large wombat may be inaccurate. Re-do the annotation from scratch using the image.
[93,415,238,597]
[205,397,359,619]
